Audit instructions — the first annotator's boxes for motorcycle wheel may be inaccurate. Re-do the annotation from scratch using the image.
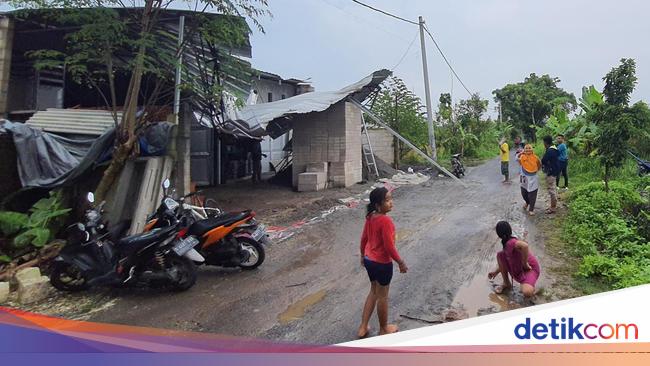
[166,255,197,292]
[238,237,265,270]
[50,262,90,292]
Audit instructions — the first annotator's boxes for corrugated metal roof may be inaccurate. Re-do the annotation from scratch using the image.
[26,109,119,136]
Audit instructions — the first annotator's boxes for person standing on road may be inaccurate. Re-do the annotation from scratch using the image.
[357,187,408,338]
[556,134,569,189]
[541,135,560,214]
[517,144,542,216]
[488,221,540,298]
[498,137,510,183]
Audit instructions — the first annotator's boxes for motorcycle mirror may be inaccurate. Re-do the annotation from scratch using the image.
[163,178,171,190]
[87,192,95,203]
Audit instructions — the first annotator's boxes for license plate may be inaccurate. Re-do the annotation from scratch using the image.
[172,236,199,256]
[252,224,267,241]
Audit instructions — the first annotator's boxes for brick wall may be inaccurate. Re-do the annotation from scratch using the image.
[0,17,14,116]
[292,101,362,188]
[367,128,394,166]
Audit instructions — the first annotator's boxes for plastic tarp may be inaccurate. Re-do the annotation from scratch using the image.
[195,69,391,139]
[0,120,115,189]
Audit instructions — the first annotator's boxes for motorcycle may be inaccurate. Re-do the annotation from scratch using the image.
[50,187,203,292]
[627,150,650,177]
[451,153,465,178]
[144,179,268,270]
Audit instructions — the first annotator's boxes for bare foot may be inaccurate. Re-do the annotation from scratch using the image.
[357,325,370,339]
[528,211,535,216]
[379,324,399,335]
[494,284,512,294]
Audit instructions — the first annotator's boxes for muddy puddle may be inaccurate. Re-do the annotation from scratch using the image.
[452,270,522,317]
[278,289,328,324]
[451,202,550,317]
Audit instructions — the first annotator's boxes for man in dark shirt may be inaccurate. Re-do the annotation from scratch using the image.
[541,135,560,213]
[250,138,266,183]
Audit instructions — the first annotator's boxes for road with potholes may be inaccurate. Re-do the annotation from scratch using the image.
[86,156,552,344]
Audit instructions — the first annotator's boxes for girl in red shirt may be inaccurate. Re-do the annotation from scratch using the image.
[357,187,408,338]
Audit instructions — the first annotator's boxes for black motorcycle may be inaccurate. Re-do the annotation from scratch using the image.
[628,150,650,177]
[50,191,202,292]
[451,153,465,178]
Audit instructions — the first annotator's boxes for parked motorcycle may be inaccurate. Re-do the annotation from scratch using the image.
[451,153,465,178]
[50,188,203,292]
[144,180,268,270]
[627,150,650,177]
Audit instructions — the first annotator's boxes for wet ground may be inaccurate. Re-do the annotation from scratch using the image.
[20,156,565,344]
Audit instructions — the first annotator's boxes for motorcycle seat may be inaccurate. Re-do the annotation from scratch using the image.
[187,211,251,237]
[117,226,174,253]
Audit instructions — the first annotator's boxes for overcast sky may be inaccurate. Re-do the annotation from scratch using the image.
[3,0,649,115]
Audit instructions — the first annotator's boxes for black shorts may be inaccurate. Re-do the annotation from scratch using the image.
[364,257,393,286]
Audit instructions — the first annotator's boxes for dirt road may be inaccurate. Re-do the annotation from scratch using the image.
[85,156,553,344]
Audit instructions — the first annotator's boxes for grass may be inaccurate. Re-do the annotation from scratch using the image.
[534,154,643,299]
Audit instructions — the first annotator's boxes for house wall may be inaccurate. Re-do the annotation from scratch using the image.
[0,17,13,116]
[252,77,300,174]
[292,101,362,188]
[253,77,298,103]
[367,128,395,166]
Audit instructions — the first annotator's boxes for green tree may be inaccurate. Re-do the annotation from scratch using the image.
[603,58,637,106]
[10,1,270,201]
[436,92,452,124]
[453,94,488,156]
[493,73,576,140]
[592,58,650,190]
[371,77,429,168]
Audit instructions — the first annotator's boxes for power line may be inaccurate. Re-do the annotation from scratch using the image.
[350,0,418,25]
[391,31,419,71]
[423,25,473,97]
[320,0,411,42]
[348,0,475,96]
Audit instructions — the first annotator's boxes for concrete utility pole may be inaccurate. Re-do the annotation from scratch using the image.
[418,16,437,160]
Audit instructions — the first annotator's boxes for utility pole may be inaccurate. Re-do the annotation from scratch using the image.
[418,16,437,160]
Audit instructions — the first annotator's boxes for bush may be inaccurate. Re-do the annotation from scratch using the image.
[0,191,71,261]
[566,179,650,289]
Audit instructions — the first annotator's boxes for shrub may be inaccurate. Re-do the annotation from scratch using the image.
[566,178,650,289]
[0,191,71,261]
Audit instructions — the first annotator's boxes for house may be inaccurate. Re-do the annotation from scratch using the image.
[252,71,313,177]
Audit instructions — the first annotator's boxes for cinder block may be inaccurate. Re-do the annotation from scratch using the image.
[306,162,327,173]
[298,172,326,185]
[15,267,41,286]
[0,282,9,303]
[17,276,53,305]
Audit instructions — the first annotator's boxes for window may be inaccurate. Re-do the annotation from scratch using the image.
[267,92,273,102]
[281,94,286,100]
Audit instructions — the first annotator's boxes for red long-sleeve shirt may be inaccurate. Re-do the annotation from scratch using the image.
[360,214,401,264]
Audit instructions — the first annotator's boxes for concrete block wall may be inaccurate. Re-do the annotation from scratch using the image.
[292,101,362,189]
[0,18,14,116]
[367,128,395,166]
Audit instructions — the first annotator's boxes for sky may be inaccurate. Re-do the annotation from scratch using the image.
[246,0,650,116]
[3,0,650,116]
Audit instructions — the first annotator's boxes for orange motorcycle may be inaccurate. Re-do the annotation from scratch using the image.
[144,180,267,270]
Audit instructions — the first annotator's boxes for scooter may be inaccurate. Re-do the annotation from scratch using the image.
[50,190,203,292]
[144,180,268,270]
[451,153,465,178]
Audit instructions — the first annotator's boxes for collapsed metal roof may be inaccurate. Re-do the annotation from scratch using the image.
[26,108,118,136]
[197,69,391,139]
